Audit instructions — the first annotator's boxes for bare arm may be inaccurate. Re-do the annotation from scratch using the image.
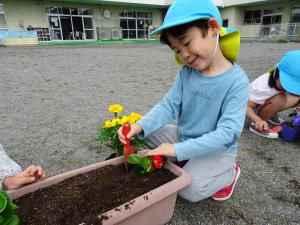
[246,100,269,131]
[246,100,261,123]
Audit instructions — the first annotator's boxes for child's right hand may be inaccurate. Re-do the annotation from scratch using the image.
[118,123,143,144]
[255,120,269,132]
[3,165,46,190]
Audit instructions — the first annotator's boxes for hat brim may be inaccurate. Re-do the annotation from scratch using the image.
[150,16,210,35]
[279,70,300,96]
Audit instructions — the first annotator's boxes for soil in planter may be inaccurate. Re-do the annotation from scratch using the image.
[15,164,177,225]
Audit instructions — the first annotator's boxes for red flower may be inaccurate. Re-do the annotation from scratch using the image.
[151,155,163,169]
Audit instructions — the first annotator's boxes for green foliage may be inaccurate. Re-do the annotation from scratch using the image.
[0,191,20,225]
[97,124,145,157]
[127,154,152,174]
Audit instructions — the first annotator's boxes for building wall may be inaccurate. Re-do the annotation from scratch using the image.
[2,0,48,30]
[1,0,163,37]
[219,6,244,27]
[219,0,300,38]
[1,0,299,41]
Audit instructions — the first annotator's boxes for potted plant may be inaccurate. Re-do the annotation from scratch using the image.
[7,104,192,224]
[8,156,192,225]
[0,190,20,225]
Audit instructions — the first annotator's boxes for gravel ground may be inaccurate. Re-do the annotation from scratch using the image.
[0,42,299,225]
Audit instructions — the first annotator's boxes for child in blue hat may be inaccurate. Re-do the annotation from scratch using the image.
[0,143,45,190]
[118,0,249,202]
[247,50,300,139]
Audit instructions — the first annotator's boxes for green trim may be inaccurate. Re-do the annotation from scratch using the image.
[38,39,159,46]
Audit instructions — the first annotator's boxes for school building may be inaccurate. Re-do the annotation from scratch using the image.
[0,0,299,45]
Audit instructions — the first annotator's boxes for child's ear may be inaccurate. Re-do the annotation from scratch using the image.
[208,18,220,36]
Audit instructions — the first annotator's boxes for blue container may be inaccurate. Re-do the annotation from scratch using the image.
[280,123,299,142]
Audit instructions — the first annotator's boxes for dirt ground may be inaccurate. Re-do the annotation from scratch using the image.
[0,42,299,225]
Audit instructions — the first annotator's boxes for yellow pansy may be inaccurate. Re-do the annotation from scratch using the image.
[120,116,129,125]
[130,112,143,122]
[104,120,115,128]
[108,104,124,114]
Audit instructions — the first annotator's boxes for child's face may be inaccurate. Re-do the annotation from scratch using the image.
[168,25,218,72]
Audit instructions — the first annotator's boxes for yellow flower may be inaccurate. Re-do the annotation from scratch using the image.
[108,104,124,114]
[130,112,143,122]
[104,120,115,128]
[128,116,136,124]
[112,118,121,125]
[120,116,129,125]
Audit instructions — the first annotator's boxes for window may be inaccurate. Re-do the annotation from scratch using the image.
[0,3,7,29]
[46,7,94,41]
[244,8,283,25]
[244,10,262,24]
[120,11,152,39]
[222,19,228,27]
[291,5,300,23]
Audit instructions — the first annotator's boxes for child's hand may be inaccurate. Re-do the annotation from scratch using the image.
[118,123,142,144]
[140,143,176,157]
[255,120,269,132]
[3,165,46,190]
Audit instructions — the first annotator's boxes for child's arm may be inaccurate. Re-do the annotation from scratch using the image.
[3,165,45,190]
[246,100,269,131]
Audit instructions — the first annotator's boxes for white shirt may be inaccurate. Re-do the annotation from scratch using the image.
[249,73,280,105]
[0,144,22,190]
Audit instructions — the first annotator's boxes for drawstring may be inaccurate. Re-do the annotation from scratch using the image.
[212,31,220,58]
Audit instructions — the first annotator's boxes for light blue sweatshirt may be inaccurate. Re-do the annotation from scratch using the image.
[137,64,249,161]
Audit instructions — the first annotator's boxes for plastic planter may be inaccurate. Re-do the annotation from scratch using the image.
[280,123,299,142]
[8,157,192,225]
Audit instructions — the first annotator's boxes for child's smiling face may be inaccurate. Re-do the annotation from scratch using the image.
[168,22,219,72]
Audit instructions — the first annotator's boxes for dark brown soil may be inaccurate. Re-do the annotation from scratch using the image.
[15,164,177,225]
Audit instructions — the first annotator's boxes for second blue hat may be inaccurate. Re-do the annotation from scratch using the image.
[277,50,300,96]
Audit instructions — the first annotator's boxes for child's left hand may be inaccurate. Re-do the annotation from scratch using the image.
[20,165,46,181]
[140,143,176,157]
[3,165,46,190]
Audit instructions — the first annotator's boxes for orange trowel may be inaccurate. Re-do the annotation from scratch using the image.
[122,123,136,171]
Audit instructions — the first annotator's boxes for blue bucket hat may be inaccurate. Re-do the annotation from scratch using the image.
[151,0,222,34]
[151,0,240,62]
[277,50,300,96]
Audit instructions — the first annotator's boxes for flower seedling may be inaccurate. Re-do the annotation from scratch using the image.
[0,191,19,225]
[97,104,144,157]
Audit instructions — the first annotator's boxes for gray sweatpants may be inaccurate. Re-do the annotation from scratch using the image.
[144,124,237,202]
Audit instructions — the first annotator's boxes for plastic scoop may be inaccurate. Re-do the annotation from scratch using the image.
[122,123,136,171]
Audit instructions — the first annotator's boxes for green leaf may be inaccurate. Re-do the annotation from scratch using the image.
[140,157,152,172]
[5,215,20,225]
[0,191,19,225]
[0,216,4,224]
[0,193,7,213]
[127,154,143,165]
[132,166,146,175]
[10,204,17,210]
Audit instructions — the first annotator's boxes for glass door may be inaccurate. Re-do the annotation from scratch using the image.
[72,16,83,40]
[60,16,73,40]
